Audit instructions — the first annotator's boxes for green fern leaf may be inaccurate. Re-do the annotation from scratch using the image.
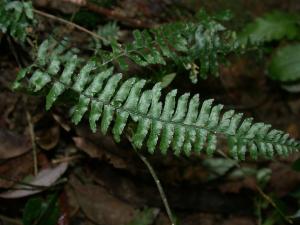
[239,11,300,45]
[15,42,300,160]
[268,44,300,82]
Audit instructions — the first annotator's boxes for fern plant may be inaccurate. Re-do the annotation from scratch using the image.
[238,11,300,45]
[13,40,300,160]
[0,0,35,42]
[237,11,300,91]
[93,14,239,83]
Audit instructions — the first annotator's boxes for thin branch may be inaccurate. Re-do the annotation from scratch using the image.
[7,36,22,67]
[33,9,107,42]
[135,150,176,225]
[256,185,293,224]
[26,109,38,176]
[52,155,82,164]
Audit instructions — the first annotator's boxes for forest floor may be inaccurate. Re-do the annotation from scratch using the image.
[1,0,300,225]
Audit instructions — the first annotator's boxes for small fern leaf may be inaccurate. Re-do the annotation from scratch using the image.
[113,79,146,142]
[72,60,96,92]
[71,95,90,124]
[98,74,123,134]
[46,55,77,110]
[182,94,200,155]
[159,90,177,154]
[206,134,217,157]
[146,84,163,153]
[29,70,51,92]
[194,129,208,153]
[132,90,153,148]
[196,99,214,126]
[172,93,190,155]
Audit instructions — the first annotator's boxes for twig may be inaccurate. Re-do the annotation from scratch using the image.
[6,36,22,68]
[52,155,82,164]
[26,110,38,176]
[135,150,176,225]
[256,185,293,224]
[33,9,107,42]
[217,150,293,224]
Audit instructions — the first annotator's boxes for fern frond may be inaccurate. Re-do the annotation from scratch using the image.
[14,43,300,160]
[96,21,120,46]
[0,0,35,42]
[95,19,238,83]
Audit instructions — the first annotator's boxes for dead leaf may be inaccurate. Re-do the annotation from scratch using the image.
[73,137,127,169]
[287,123,300,140]
[0,128,31,159]
[36,125,60,150]
[0,162,68,198]
[0,152,34,188]
[52,113,71,131]
[70,175,137,225]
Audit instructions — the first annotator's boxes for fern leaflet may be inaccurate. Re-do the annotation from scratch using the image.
[0,0,35,42]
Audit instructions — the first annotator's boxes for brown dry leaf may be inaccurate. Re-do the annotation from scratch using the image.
[70,176,137,225]
[0,128,31,159]
[286,123,300,139]
[73,137,127,169]
[52,113,71,132]
[36,125,60,150]
[0,162,68,198]
[0,152,34,188]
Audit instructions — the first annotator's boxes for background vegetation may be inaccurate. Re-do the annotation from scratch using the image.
[1,0,300,225]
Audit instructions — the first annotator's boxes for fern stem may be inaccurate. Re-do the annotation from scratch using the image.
[136,150,176,225]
